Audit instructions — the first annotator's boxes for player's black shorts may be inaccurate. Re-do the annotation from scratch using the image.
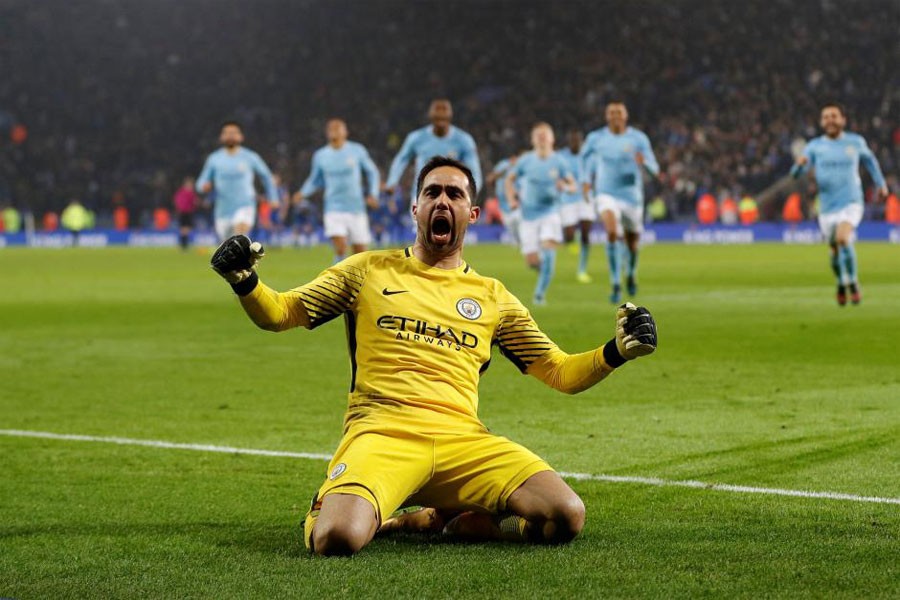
[177,212,195,228]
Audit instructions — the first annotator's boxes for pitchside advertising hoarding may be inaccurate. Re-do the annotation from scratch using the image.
[1,222,899,247]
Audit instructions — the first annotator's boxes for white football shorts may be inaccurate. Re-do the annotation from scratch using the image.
[324,211,372,245]
[560,200,595,227]
[501,208,522,245]
[818,203,863,242]
[595,193,644,234]
[215,205,257,241]
[519,212,563,255]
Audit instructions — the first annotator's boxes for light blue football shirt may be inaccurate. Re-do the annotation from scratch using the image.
[511,150,574,221]
[299,141,380,214]
[196,147,277,218]
[557,147,584,205]
[580,126,659,206]
[386,125,482,197]
[791,132,886,214]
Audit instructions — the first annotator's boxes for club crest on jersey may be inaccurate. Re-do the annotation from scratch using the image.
[549,168,559,178]
[456,298,482,320]
[346,157,357,166]
[448,151,459,159]
[238,163,248,173]
[622,143,634,153]
[330,463,347,480]
[844,146,857,157]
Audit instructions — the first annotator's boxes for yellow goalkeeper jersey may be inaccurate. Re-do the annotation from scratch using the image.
[239,247,616,432]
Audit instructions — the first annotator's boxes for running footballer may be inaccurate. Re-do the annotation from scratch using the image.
[210,156,658,556]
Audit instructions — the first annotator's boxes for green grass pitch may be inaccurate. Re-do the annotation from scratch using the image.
[1,242,898,599]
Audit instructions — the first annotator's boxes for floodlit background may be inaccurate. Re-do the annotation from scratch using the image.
[1,2,898,598]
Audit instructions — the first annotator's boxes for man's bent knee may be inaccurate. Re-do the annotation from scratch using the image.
[547,495,586,543]
[507,471,586,544]
[311,492,378,556]
[312,519,375,556]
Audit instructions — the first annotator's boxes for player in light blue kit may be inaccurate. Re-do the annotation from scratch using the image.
[197,121,278,241]
[558,130,594,284]
[386,99,482,210]
[790,103,888,305]
[506,123,576,306]
[294,119,380,263]
[581,101,659,304]
[486,152,522,245]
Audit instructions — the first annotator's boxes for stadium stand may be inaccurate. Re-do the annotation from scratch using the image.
[1,0,898,225]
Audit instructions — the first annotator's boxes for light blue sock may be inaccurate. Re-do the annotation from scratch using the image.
[535,247,557,299]
[578,241,590,274]
[829,248,841,282]
[624,246,639,279]
[606,241,620,285]
[333,253,345,265]
[834,246,850,285]
[840,244,858,283]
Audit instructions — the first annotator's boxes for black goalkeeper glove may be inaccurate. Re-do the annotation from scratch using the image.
[603,302,657,367]
[210,235,265,284]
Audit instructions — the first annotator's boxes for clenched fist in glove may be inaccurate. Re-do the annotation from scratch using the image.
[602,302,657,367]
[211,235,265,289]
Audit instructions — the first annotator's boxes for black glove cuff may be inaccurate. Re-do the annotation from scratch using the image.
[230,271,259,296]
[603,338,628,368]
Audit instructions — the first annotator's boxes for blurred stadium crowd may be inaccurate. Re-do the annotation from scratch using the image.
[1,0,898,228]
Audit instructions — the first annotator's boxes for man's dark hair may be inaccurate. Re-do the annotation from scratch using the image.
[821,102,847,117]
[221,119,243,131]
[416,156,478,201]
[606,98,627,107]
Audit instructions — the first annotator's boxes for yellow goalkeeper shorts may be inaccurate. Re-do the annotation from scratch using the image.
[303,421,552,549]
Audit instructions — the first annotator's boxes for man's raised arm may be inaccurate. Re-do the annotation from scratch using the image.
[211,235,365,332]
[495,287,657,395]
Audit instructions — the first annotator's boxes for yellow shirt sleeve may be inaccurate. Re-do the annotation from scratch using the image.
[494,284,616,394]
[236,256,368,332]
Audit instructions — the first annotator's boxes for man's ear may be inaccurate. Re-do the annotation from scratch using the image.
[411,201,418,217]
[469,205,481,224]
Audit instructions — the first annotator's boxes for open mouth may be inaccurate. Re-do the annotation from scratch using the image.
[430,214,453,244]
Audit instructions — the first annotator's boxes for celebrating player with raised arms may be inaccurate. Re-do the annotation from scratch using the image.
[210,156,657,557]
[558,130,594,283]
[506,123,576,306]
[293,119,380,263]
[790,102,888,305]
[385,99,482,210]
[580,101,659,304]
[196,121,278,241]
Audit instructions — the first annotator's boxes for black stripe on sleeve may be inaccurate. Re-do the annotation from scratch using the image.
[345,312,359,392]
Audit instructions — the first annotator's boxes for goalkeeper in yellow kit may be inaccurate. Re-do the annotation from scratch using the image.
[211,156,658,556]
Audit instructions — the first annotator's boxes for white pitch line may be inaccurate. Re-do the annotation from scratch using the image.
[557,472,900,505]
[3,429,899,506]
[0,429,332,461]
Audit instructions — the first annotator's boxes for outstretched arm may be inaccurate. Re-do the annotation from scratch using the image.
[386,133,417,189]
[496,288,657,395]
[859,138,888,198]
[211,235,364,332]
[636,133,660,178]
[790,142,814,179]
[196,155,215,194]
[526,345,618,395]
[251,152,279,202]
[237,280,311,332]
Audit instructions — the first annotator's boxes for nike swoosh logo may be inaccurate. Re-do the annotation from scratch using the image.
[382,288,409,296]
